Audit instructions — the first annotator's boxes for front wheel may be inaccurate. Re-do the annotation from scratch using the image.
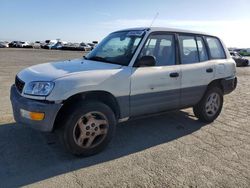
[60,101,116,156]
[193,87,223,123]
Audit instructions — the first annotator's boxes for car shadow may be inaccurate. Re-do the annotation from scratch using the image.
[0,110,207,187]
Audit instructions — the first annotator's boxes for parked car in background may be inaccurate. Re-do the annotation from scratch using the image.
[42,40,67,50]
[230,51,249,67]
[87,43,96,50]
[9,41,20,48]
[79,42,92,51]
[42,42,57,49]
[62,43,95,51]
[41,41,48,49]
[61,43,84,51]
[0,41,9,48]
[41,40,58,49]
[49,42,64,50]
[16,41,33,48]
[33,41,42,49]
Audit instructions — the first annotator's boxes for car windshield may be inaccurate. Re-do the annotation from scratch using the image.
[85,30,145,66]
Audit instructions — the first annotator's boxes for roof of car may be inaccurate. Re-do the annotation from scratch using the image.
[114,27,212,36]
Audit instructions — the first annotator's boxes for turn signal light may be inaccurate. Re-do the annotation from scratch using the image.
[20,109,45,121]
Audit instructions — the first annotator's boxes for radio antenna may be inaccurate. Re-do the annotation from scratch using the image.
[149,12,159,28]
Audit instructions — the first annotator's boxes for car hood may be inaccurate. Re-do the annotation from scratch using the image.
[17,58,122,83]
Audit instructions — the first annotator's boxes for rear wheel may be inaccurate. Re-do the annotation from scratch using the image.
[60,101,116,156]
[244,60,249,66]
[193,87,223,123]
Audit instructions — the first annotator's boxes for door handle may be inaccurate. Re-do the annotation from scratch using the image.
[169,72,179,78]
[206,68,213,73]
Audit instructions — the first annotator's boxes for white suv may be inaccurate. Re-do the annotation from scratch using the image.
[11,27,237,156]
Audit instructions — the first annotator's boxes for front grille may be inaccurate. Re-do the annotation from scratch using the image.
[15,76,25,93]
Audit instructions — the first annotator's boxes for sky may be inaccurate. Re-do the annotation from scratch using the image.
[0,0,250,48]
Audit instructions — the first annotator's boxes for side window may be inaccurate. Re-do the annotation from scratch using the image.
[179,35,199,64]
[139,34,176,66]
[206,37,226,59]
[196,37,208,61]
[143,38,157,56]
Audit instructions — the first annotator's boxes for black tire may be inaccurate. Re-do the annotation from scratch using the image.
[193,87,223,123]
[193,104,200,118]
[60,101,116,157]
[244,60,249,66]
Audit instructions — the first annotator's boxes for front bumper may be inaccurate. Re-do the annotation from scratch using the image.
[221,76,237,95]
[10,85,62,132]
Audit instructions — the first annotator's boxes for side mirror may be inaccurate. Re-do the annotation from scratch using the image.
[136,55,156,67]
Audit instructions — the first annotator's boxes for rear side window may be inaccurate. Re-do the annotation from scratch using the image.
[206,37,226,59]
[179,35,199,64]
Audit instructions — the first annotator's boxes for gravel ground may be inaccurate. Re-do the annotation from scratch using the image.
[0,48,249,187]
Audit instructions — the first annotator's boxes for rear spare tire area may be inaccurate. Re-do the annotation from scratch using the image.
[193,87,223,123]
[60,101,116,157]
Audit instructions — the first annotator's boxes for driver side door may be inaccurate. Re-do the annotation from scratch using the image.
[130,33,181,117]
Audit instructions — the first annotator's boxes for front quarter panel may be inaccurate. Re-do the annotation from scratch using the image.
[46,67,132,102]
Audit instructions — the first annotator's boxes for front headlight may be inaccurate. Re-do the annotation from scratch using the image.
[24,81,54,96]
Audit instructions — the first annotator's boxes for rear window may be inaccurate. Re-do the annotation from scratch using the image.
[206,37,226,59]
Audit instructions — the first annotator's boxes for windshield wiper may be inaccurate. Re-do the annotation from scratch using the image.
[86,56,115,64]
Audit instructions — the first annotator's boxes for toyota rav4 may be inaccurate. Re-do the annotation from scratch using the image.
[10,27,237,156]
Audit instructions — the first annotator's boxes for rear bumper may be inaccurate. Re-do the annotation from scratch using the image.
[10,85,62,132]
[221,76,237,95]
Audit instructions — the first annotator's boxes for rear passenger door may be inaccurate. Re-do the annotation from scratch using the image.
[178,35,215,107]
[205,37,228,79]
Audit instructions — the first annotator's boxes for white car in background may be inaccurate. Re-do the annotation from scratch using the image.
[0,41,9,48]
[32,41,42,49]
[16,41,32,48]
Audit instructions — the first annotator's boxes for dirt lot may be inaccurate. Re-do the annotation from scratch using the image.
[0,48,250,187]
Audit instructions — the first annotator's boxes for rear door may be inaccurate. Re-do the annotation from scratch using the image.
[178,35,215,107]
[130,33,181,116]
[205,36,229,78]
